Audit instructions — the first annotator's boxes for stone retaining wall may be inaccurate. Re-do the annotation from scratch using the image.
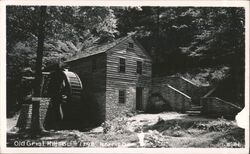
[16,98,50,130]
[151,76,210,106]
[149,83,192,113]
[16,104,32,129]
[201,97,242,119]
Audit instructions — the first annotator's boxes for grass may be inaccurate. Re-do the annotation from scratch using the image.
[143,117,244,148]
[7,112,245,148]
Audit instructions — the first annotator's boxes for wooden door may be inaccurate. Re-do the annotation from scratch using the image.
[136,87,143,110]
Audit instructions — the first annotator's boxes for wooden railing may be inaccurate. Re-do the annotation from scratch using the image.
[152,76,210,99]
[166,84,192,112]
[201,97,242,118]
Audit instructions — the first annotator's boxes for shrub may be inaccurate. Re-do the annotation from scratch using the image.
[144,130,170,148]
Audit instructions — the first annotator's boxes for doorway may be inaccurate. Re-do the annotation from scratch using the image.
[136,87,143,110]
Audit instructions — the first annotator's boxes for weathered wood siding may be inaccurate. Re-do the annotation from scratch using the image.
[106,36,152,120]
[67,36,152,121]
[67,53,106,126]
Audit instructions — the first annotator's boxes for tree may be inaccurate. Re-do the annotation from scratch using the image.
[7,6,118,78]
[6,6,118,120]
[31,6,47,133]
[115,7,245,105]
[115,7,197,74]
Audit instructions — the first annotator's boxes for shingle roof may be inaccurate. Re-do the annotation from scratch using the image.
[66,34,133,62]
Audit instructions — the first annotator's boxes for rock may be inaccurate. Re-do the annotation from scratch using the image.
[8,127,19,133]
[126,112,134,117]
[157,116,165,124]
[121,143,138,148]
[90,126,103,133]
[140,119,148,122]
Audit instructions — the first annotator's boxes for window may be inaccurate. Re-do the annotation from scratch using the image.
[128,42,134,49]
[137,61,142,74]
[92,59,97,72]
[119,58,125,73]
[119,90,126,104]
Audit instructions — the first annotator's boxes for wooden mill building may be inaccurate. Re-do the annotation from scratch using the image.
[66,34,152,124]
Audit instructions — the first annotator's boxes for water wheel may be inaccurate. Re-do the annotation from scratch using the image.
[61,70,83,104]
[44,69,84,129]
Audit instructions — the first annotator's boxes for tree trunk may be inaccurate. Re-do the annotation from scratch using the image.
[31,6,47,133]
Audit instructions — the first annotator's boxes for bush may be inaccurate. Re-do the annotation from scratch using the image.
[144,130,170,148]
[192,118,236,132]
[102,117,130,134]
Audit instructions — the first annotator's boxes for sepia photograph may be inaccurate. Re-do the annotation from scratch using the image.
[1,0,249,153]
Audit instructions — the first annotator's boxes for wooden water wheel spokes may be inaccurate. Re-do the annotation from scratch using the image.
[59,79,70,103]
[58,79,70,119]
[59,70,83,126]
[63,70,83,103]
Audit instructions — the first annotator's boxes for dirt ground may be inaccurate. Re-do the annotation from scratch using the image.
[7,112,245,148]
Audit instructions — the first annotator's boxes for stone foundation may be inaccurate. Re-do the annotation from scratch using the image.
[106,85,136,120]
[16,98,50,130]
[16,104,32,130]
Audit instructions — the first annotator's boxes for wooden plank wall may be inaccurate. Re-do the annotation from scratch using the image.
[67,36,152,121]
[106,36,151,86]
[68,53,107,93]
[67,53,107,125]
[106,36,152,119]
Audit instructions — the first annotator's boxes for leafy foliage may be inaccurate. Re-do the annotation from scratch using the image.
[115,7,245,105]
[115,7,244,74]
[7,6,245,78]
[7,6,118,78]
[6,6,245,112]
[6,6,118,116]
